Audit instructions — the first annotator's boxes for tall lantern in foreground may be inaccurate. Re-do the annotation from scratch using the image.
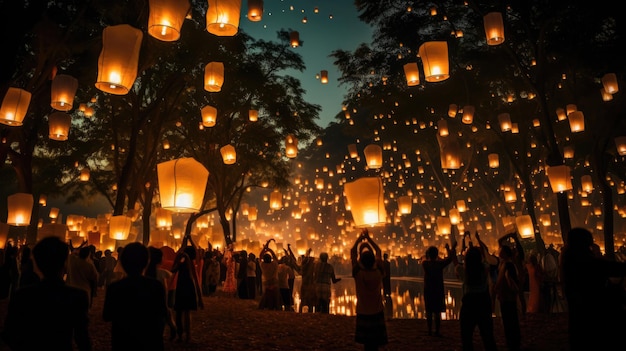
[547,165,572,193]
[206,0,241,36]
[483,12,505,45]
[157,157,209,213]
[109,215,132,240]
[204,62,224,92]
[96,25,143,95]
[220,144,236,164]
[7,193,33,226]
[0,87,31,126]
[48,112,71,141]
[419,41,449,82]
[403,62,420,86]
[148,0,190,41]
[344,177,387,228]
[364,144,383,169]
[50,74,78,111]
[247,0,263,21]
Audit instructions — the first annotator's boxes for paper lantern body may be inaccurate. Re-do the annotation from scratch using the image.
[109,215,132,240]
[484,12,505,45]
[0,87,31,126]
[206,0,241,36]
[96,25,143,95]
[148,0,190,41]
[419,41,449,82]
[364,144,383,169]
[247,0,263,22]
[204,62,224,92]
[344,177,387,228]
[403,62,420,86]
[51,74,78,111]
[49,112,71,141]
[220,144,236,164]
[157,158,209,213]
[7,193,33,226]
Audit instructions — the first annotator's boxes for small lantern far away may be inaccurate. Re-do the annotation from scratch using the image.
[48,112,71,141]
[96,24,143,95]
[547,165,573,193]
[79,168,90,182]
[206,0,241,36]
[247,0,263,22]
[462,105,474,124]
[403,62,420,86]
[488,153,499,168]
[270,190,282,210]
[448,104,458,118]
[7,193,34,226]
[568,110,585,132]
[456,200,467,212]
[320,70,329,84]
[148,0,190,42]
[204,62,224,92]
[0,87,31,126]
[109,215,132,240]
[201,105,217,127]
[615,136,626,156]
[285,134,298,158]
[601,73,618,94]
[397,195,412,215]
[348,144,358,158]
[515,215,534,238]
[498,113,512,132]
[581,175,593,193]
[483,12,505,45]
[364,144,383,169]
[290,31,300,48]
[344,177,387,228]
[157,157,209,213]
[418,41,449,82]
[438,119,449,136]
[51,74,78,111]
[220,144,236,164]
[248,109,258,122]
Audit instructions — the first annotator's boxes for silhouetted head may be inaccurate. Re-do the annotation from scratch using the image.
[120,242,149,276]
[426,246,439,260]
[263,253,272,263]
[567,227,594,253]
[32,236,69,279]
[148,246,163,265]
[319,252,329,262]
[360,250,375,269]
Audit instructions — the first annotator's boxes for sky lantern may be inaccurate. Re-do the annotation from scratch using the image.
[285,134,298,158]
[456,200,467,212]
[50,74,78,111]
[555,107,567,121]
[109,215,132,240]
[461,105,474,124]
[449,208,460,225]
[348,144,358,158]
[483,12,505,45]
[79,168,90,182]
[155,207,173,229]
[247,0,263,21]
[320,70,329,84]
[270,190,283,210]
[488,153,499,168]
[436,216,451,235]
[148,0,190,42]
[201,105,217,127]
[157,157,209,213]
[547,165,573,193]
[247,206,258,221]
[567,111,585,132]
[498,113,512,132]
[7,193,33,226]
[601,73,618,94]
[448,104,457,117]
[581,175,593,193]
[248,109,258,122]
[96,24,143,95]
[437,134,461,169]
[364,144,383,169]
[403,62,420,86]
[220,144,236,164]
[418,41,449,82]
[206,0,241,36]
[204,62,224,92]
[515,215,534,238]
[48,112,71,141]
[438,119,449,136]
[615,136,626,155]
[0,87,31,126]
[290,31,300,48]
[344,177,387,228]
[397,195,412,214]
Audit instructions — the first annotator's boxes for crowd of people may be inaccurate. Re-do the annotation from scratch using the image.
[0,226,625,350]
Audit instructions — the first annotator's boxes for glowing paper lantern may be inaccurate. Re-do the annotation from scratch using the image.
[0,87,31,126]
[436,216,451,235]
[498,113,512,132]
[348,144,358,158]
[540,214,551,227]
[155,207,173,229]
[204,62,224,92]
[109,215,132,240]
[148,0,190,41]
[547,165,572,193]
[456,200,467,212]
[364,144,383,169]
[397,196,412,215]
[483,12,505,45]
[290,31,300,48]
[515,215,534,238]
[568,111,585,132]
[581,175,593,193]
[7,193,33,226]
[344,177,387,228]
[488,153,499,168]
[48,112,71,141]
[206,0,241,36]
[601,73,618,94]
[449,208,460,225]
[285,134,298,158]
[320,70,329,84]
[461,105,474,124]
[247,0,263,21]
[50,74,78,111]
[96,25,143,95]
[201,105,217,127]
[247,206,258,221]
[615,136,626,156]
[438,120,449,136]
[248,109,258,122]
[437,134,461,170]
[418,41,449,82]
[403,62,420,86]
[270,190,283,210]
[79,168,90,182]
[220,144,236,164]
[157,157,209,213]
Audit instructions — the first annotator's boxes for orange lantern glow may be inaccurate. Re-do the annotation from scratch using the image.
[96,25,143,95]
[148,0,190,41]
[157,157,209,213]
[547,165,573,193]
[0,87,31,126]
[220,144,236,164]
[204,62,224,92]
[601,73,618,94]
[419,41,449,82]
[483,12,505,45]
[403,62,420,86]
[568,111,585,132]
[206,0,241,36]
[456,200,467,212]
[201,105,217,127]
[438,119,449,136]
[498,113,512,132]
[515,215,534,238]
[290,31,300,48]
[50,74,78,111]
[320,70,329,84]
[344,177,387,228]
[461,105,474,124]
[155,207,173,229]
[348,144,358,158]
[615,136,626,156]
[247,0,263,22]
[270,190,283,210]
[488,153,499,168]
[397,196,412,215]
[7,193,33,226]
[364,144,383,169]
[247,206,258,221]
[48,112,71,141]
[109,215,132,240]
[0,222,9,248]
[285,134,298,158]
[248,109,258,122]
[437,134,461,170]
[436,216,451,235]
[80,168,90,182]
[581,175,593,193]
[449,208,460,225]
[448,104,458,118]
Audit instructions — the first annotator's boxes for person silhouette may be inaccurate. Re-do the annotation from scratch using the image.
[102,242,168,351]
[1,236,92,350]
[422,243,457,336]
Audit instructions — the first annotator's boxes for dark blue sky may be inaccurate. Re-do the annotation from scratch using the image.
[239,1,372,128]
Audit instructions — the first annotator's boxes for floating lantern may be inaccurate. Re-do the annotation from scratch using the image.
[601,73,618,94]
[449,208,460,225]
[290,31,300,48]
[285,134,298,158]
[157,157,209,213]
[556,107,567,121]
[419,41,449,82]
[364,144,383,169]
[436,216,451,235]
[568,111,584,132]
[248,109,258,122]
[247,206,258,221]
[79,168,90,182]
[456,200,466,212]
[515,215,534,238]
[344,177,387,228]
[204,62,224,92]
[155,207,173,229]
[148,0,190,41]
[320,70,329,84]
[220,144,236,164]
[437,134,461,170]
[48,112,71,141]
[483,12,505,45]
[96,25,143,95]
[50,74,78,111]
[397,196,412,215]
[0,87,31,126]
[201,105,217,127]
[270,190,282,210]
[109,215,132,240]
[403,62,420,86]
[581,175,593,193]
[498,113,512,132]
[461,105,474,124]
[247,0,263,21]
[206,0,241,36]
[7,193,33,226]
[448,104,458,118]
[348,144,358,158]
[615,136,626,156]
[438,119,449,136]
[488,153,499,168]
[547,165,573,193]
